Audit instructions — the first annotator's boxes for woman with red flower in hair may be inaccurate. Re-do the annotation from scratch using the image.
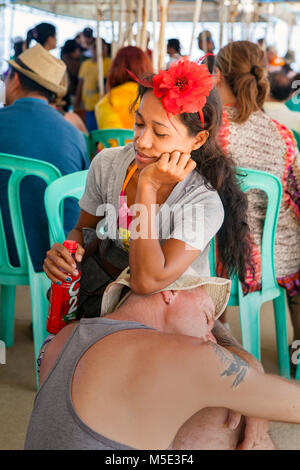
[44,57,253,297]
[43,57,273,450]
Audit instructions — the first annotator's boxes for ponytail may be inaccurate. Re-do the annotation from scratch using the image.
[26,23,56,48]
[26,28,36,48]
[216,41,269,124]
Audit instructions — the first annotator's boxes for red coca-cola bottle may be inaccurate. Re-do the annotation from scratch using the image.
[46,240,81,334]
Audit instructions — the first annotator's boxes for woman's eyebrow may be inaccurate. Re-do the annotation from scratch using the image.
[135,110,170,129]
[152,120,170,129]
[135,110,143,119]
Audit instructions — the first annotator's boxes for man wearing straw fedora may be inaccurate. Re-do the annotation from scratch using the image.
[0,44,89,272]
[23,268,300,451]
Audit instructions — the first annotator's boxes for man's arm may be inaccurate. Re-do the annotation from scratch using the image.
[211,320,268,448]
[185,341,300,425]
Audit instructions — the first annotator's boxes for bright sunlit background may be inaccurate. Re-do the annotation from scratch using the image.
[0,2,300,73]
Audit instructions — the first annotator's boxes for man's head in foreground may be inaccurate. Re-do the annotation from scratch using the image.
[101,268,231,339]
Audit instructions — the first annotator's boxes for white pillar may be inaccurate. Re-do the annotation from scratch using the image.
[158,0,168,70]
[189,0,202,56]
[152,0,159,72]
[96,2,104,97]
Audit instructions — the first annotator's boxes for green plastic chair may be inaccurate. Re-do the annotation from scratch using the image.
[82,132,92,160]
[296,357,300,380]
[292,129,300,151]
[209,167,290,378]
[89,129,134,158]
[44,171,88,246]
[0,153,61,369]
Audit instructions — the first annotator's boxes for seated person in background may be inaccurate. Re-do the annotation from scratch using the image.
[63,109,89,135]
[166,38,182,69]
[197,30,216,73]
[146,31,152,59]
[75,39,111,132]
[95,46,153,131]
[282,50,296,79]
[266,46,284,73]
[12,36,26,58]
[60,39,82,110]
[81,27,96,60]
[53,98,89,136]
[0,44,89,272]
[198,30,215,54]
[25,269,300,451]
[215,41,300,352]
[264,71,300,138]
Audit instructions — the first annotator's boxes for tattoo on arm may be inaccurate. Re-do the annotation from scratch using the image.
[211,342,250,388]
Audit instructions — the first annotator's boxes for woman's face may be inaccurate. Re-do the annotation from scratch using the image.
[45,33,57,51]
[133,90,206,170]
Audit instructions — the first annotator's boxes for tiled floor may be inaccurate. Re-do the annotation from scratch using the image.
[0,285,299,450]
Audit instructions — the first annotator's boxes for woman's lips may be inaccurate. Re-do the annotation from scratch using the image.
[135,151,157,163]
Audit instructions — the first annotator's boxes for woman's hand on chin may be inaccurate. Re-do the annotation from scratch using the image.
[139,151,196,191]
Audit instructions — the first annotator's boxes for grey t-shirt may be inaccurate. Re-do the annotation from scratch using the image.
[79,143,224,277]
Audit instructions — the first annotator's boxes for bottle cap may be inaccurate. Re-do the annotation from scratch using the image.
[63,240,78,252]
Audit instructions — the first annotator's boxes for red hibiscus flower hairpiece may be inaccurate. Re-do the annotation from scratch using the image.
[127,55,214,129]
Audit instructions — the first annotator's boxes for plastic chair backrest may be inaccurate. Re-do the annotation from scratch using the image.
[89,129,134,157]
[0,153,62,284]
[292,129,300,151]
[44,171,88,246]
[209,167,282,295]
[82,132,92,160]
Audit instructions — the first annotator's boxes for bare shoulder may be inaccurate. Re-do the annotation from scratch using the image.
[131,329,212,369]
[148,334,251,390]
[39,322,79,386]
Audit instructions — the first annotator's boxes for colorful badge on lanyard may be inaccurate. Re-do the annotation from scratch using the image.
[118,163,138,251]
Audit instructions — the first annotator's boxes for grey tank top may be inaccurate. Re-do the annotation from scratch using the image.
[24,317,153,450]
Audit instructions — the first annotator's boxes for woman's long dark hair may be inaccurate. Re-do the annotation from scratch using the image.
[134,84,254,289]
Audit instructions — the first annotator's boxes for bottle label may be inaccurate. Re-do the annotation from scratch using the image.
[62,276,81,324]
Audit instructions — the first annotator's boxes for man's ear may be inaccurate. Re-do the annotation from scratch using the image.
[192,130,209,151]
[161,290,179,305]
[9,71,21,93]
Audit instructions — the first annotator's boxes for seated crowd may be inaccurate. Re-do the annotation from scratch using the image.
[0,22,300,450]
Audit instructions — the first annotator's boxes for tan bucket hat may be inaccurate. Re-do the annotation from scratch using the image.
[8,44,67,97]
[101,267,231,320]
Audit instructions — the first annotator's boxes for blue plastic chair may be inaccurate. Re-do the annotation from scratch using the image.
[44,171,88,246]
[209,167,290,378]
[89,129,134,157]
[0,153,61,370]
